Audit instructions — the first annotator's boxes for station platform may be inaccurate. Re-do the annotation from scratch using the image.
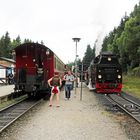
[0,85,15,103]
[1,82,127,140]
[0,85,14,97]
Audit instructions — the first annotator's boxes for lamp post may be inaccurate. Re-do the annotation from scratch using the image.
[72,37,81,96]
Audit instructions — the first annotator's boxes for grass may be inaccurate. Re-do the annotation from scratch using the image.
[0,95,27,110]
[122,75,140,99]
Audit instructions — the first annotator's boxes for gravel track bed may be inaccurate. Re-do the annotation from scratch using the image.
[0,86,134,140]
[94,92,140,140]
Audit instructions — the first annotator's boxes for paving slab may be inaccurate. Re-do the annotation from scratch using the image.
[0,85,14,97]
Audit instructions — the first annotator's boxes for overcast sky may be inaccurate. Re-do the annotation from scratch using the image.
[0,0,139,63]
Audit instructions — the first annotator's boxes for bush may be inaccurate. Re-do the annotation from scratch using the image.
[132,67,140,77]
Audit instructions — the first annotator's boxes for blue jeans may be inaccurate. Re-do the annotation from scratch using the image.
[65,84,72,99]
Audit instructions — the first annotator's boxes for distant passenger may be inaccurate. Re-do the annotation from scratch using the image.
[48,72,62,107]
[8,73,14,85]
[63,70,75,100]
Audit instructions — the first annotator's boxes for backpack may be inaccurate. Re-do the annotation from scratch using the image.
[52,76,60,86]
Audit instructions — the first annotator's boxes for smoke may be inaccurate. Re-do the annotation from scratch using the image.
[92,23,107,56]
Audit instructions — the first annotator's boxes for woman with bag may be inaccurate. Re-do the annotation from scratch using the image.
[48,72,62,107]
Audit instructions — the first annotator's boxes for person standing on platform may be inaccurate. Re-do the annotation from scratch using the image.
[63,70,75,100]
[48,72,62,107]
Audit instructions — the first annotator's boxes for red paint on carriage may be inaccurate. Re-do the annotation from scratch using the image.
[14,43,67,96]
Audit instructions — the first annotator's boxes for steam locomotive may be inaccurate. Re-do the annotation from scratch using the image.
[87,52,122,93]
[14,43,66,97]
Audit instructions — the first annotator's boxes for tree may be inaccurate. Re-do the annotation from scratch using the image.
[101,3,140,73]
[11,35,21,49]
[24,38,32,43]
[0,31,46,59]
[118,4,140,69]
[41,40,44,45]
[0,36,5,57]
[101,36,109,52]
[0,32,11,58]
[82,44,93,70]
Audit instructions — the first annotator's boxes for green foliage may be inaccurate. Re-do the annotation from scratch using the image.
[101,3,140,73]
[83,44,95,69]
[0,32,11,58]
[0,32,36,59]
[66,62,75,71]
[131,67,140,77]
[11,35,21,49]
[24,39,32,43]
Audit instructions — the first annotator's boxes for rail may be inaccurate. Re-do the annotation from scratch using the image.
[0,97,41,133]
[105,94,140,123]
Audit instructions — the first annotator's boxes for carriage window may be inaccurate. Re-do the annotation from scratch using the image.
[55,57,57,69]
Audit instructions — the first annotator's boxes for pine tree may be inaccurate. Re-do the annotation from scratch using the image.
[0,32,11,58]
[83,45,93,69]
[11,35,21,49]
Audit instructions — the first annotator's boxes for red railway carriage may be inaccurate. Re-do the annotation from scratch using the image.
[14,43,66,97]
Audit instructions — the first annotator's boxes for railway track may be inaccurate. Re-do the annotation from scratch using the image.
[105,94,140,123]
[0,97,41,133]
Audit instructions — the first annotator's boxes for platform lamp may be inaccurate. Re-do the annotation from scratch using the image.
[72,37,81,96]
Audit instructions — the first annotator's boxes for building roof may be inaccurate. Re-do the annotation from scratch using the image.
[0,64,12,68]
[0,65,5,68]
[0,57,15,63]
